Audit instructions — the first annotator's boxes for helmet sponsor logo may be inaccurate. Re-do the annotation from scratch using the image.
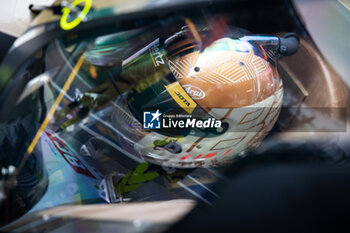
[183,85,206,99]
[165,82,197,114]
[174,91,191,107]
[150,44,165,67]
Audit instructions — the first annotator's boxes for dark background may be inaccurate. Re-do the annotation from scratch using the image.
[0,32,15,63]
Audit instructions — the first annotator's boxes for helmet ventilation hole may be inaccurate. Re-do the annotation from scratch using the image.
[163,141,182,153]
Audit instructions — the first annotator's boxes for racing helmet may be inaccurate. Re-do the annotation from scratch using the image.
[109,27,298,168]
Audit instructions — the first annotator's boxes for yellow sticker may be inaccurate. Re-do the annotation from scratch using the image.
[166,82,197,114]
[60,0,92,31]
